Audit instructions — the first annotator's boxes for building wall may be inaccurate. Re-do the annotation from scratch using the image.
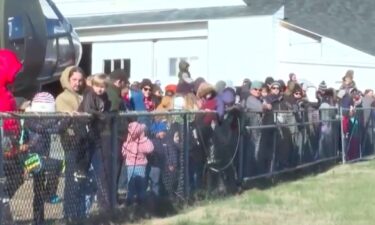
[207,16,276,85]
[88,16,276,86]
[89,22,208,85]
[276,25,375,90]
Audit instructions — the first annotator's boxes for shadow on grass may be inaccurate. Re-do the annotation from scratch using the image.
[241,157,341,191]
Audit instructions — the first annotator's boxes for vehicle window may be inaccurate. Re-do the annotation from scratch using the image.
[39,0,67,37]
[8,16,24,41]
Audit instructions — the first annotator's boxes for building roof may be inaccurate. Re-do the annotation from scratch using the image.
[68,4,283,29]
[286,0,375,56]
[246,0,375,56]
[69,0,375,56]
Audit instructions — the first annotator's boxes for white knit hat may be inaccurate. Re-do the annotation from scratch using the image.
[173,96,185,110]
[30,92,56,112]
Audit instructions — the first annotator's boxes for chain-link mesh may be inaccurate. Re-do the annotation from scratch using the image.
[341,107,375,163]
[1,107,373,224]
[241,107,341,181]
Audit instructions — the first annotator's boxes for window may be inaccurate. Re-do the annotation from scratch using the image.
[39,0,68,37]
[8,16,24,41]
[103,59,131,75]
[169,57,198,77]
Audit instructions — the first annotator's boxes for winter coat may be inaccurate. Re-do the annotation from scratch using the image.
[122,122,154,166]
[55,66,85,152]
[0,49,22,132]
[106,83,124,111]
[199,97,218,125]
[78,88,111,140]
[150,135,179,170]
[25,118,70,157]
[216,88,236,120]
[79,88,111,116]
[55,66,83,113]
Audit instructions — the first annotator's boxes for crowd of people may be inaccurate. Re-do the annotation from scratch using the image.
[1,48,375,225]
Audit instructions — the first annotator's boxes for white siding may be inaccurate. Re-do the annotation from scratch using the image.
[208,16,276,85]
[276,25,375,90]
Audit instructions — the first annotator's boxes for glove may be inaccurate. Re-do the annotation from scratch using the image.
[23,153,43,174]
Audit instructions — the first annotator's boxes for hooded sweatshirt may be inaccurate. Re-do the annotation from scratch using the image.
[0,49,22,130]
[0,50,22,158]
[55,66,83,112]
[122,122,154,166]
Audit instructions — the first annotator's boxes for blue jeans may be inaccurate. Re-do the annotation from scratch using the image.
[127,165,147,204]
[149,167,161,196]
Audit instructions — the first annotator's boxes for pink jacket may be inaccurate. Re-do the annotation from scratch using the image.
[122,122,154,166]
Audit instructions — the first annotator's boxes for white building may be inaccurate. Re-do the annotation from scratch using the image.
[54,0,375,90]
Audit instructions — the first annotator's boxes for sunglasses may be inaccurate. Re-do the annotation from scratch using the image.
[143,87,151,92]
[294,92,302,95]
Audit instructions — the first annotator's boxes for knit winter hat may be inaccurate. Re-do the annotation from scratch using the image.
[265,77,274,86]
[318,81,328,91]
[215,80,226,93]
[197,82,216,99]
[165,84,177,94]
[173,96,185,110]
[30,92,56,112]
[150,121,168,135]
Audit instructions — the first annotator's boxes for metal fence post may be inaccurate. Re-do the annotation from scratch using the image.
[372,108,375,155]
[0,117,4,224]
[238,112,244,183]
[110,113,118,210]
[183,113,190,199]
[270,111,277,174]
[340,108,346,163]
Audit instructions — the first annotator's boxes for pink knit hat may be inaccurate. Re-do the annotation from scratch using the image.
[30,92,56,112]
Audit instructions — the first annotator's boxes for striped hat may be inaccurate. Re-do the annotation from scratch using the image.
[30,92,55,112]
[318,81,327,91]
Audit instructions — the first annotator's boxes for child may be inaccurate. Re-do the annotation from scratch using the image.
[122,122,154,205]
[23,92,69,225]
[150,122,180,198]
[76,73,111,179]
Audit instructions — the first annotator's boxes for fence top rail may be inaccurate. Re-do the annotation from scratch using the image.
[340,107,375,111]
[245,119,340,130]
[244,109,338,114]
[0,110,217,119]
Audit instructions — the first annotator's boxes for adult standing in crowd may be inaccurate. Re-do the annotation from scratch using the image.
[243,81,271,175]
[107,69,129,111]
[55,66,87,221]
[105,69,130,202]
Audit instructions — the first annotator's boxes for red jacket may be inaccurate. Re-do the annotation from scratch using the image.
[0,49,22,158]
[200,97,217,125]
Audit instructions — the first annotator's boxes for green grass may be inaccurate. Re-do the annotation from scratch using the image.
[132,160,375,225]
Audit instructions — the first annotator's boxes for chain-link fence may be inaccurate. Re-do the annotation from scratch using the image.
[0,107,373,224]
[340,107,375,163]
[240,108,341,184]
